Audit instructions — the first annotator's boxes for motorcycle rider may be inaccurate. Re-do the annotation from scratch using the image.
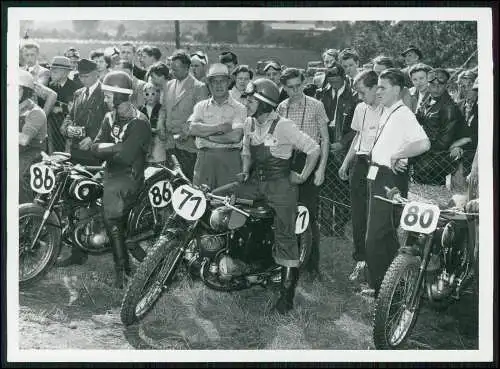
[55,71,152,288]
[238,78,320,314]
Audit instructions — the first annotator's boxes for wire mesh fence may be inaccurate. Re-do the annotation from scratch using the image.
[317,150,476,239]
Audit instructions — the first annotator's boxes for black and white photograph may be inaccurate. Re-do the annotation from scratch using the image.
[4,5,495,364]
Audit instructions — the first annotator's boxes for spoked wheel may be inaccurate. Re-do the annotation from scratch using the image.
[19,203,61,288]
[373,254,422,349]
[120,235,184,326]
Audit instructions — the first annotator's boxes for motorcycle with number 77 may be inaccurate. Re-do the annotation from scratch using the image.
[120,155,313,326]
[372,186,479,349]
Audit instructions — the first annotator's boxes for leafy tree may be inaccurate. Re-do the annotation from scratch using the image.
[116,23,126,39]
[72,20,101,36]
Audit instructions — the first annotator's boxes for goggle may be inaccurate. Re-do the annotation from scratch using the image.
[264,62,281,72]
[428,71,448,85]
[144,92,158,96]
[241,81,256,98]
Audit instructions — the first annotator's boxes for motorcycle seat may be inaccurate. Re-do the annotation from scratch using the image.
[439,211,469,222]
[241,205,275,220]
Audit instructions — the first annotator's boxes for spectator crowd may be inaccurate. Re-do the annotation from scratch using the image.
[18,38,480,301]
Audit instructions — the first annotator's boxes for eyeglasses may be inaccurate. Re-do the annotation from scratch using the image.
[428,72,448,85]
[145,92,157,96]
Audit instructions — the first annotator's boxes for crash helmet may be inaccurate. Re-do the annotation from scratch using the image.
[242,78,280,108]
[101,70,133,107]
[19,69,35,90]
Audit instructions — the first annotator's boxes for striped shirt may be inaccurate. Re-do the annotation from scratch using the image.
[277,94,329,144]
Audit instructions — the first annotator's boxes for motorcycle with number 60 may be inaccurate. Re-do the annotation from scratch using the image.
[120,155,312,326]
[372,186,479,349]
[18,151,175,288]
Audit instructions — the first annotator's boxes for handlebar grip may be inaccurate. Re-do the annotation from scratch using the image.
[83,165,104,172]
[211,181,240,195]
[236,198,254,206]
[171,154,181,169]
[385,186,401,201]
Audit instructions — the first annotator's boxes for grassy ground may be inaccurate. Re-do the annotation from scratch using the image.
[19,231,478,351]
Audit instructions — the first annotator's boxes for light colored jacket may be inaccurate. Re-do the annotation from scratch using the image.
[159,74,209,152]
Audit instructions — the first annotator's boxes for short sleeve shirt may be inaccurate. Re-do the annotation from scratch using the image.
[189,96,247,149]
[277,95,329,144]
[371,100,428,167]
[350,102,384,155]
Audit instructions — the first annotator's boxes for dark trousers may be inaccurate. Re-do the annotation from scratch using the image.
[349,155,370,262]
[172,148,197,181]
[292,152,320,271]
[365,165,409,293]
[102,171,142,223]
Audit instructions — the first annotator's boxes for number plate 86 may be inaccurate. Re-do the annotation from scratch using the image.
[400,201,440,234]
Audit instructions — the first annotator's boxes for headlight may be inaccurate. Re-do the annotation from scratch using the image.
[209,206,247,231]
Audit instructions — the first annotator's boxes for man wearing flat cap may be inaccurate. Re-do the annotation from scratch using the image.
[60,58,106,166]
[401,45,423,88]
[264,61,289,104]
[412,67,468,185]
[315,62,358,237]
[47,56,83,152]
[188,63,247,190]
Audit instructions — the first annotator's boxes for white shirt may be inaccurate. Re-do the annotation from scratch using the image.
[371,100,428,167]
[350,102,384,155]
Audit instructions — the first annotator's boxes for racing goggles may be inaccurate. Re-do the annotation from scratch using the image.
[428,70,449,85]
[241,82,278,107]
[191,51,208,65]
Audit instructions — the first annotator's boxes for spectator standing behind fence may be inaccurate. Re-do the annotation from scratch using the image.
[373,55,413,109]
[339,48,361,89]
[139,82,165,164]
[277,68,329,280]
[264,61,289,104]
[400,45,423,88]
[338,70,384,283]
[60,59,106,166]
[20,40,50,86]
[188,63,246,190]
[456,69,477,105]
[120,42,146,81]
[364,69,430,297]
[315,63,357,237]
[47,56,81,153]
[457,72,478,176]
[313,49,339,89]
[407,63,432,113]
[141,45,162,71]
[19,70,47,204]
[219,51,239,90]
[190,51,209,84]
[90,49,112,82]
[230,65,254,105]
[115,60,146,109]
[158,50,209,179]
[412,68,468,186]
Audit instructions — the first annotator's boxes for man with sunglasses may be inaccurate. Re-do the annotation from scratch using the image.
[238,78,320,314]
[411,68,467,186]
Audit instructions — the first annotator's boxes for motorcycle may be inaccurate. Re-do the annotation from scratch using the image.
[18,151,176,288]
[120,155,312,326]
[372,186,479,349]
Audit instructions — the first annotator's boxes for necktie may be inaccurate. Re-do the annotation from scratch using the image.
[84,87,90,101]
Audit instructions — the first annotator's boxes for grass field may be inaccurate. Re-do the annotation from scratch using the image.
[19,230,477,351]
[32,39,321,72]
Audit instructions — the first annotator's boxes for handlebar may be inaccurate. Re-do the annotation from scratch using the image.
[170,154,189,183]
[211,181,240,195]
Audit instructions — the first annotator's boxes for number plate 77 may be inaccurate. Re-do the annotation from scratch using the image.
[400,201,440,234]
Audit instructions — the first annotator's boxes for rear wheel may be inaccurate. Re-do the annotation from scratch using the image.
[120,234,184,326]
[19,203,61,288]
[373,254,422,349]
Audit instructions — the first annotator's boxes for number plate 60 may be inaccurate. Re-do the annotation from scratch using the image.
[171,184,207,221]
[30,163,56,194]
[400,201,440,234]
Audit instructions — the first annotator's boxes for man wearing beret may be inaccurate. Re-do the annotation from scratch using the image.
[60,58,106,166]
[264,61,289,104]
[315,63,358,237]
[412,68,468,185]
[47,56,82,152]
[401,45,423,88]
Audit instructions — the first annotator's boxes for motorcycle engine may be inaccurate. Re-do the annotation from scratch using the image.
[73,207,109,252]
[198,234,226,258]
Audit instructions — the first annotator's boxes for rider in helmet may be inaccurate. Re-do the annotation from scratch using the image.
[90,70,152,289]
[18,69,48,204]
[238,78,320,314]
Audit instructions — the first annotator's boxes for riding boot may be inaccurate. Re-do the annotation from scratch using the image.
[273,267,299,314]
[105,219,131,289]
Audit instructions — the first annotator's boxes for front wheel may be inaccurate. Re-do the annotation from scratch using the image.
[120,234,184,326]
[373,254,422,349]
[19,203,62,288]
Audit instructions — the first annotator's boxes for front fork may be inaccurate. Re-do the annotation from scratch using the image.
[403,232,433,310]
[27,183,64,252]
